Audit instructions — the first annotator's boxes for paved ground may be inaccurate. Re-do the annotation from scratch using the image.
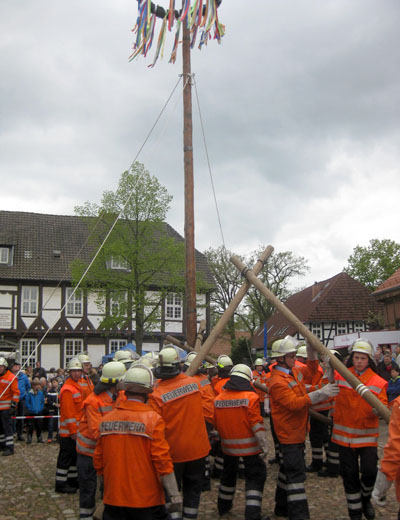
[0,420,398,520]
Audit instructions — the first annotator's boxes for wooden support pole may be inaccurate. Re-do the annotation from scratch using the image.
[194,320,206,352]
[165,335,217,366]
[230,255,391,423]
[186,246,274,377]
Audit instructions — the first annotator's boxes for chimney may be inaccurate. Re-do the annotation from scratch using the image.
[312,282,320,300]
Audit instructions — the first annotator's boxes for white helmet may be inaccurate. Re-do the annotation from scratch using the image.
[113,350,132,363]
[119,364,155,394]
[296,346,307,358]
[67,358,82,371]
[142,351,159,367]
[158,346,180,367]
[350,339,374,361]
[230,364,252,382]
[270,336,298,359]
[254,358,264,366]
[78,353,90,364]
[217,355,233,368]
[184,352,198,367]
[100,361,126,384]
[0,357,8,367]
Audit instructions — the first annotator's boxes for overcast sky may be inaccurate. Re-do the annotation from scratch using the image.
[1,1,399,290]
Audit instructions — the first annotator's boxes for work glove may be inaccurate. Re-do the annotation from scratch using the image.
[308,383,340,405]
[322,355,335,383]
[306,340,318,361]
[371,470,392,506]
[161,472,182,515]
[254,430,268,459]
[264,397,270,415]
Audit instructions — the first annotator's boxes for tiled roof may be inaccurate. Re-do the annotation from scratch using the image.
[0,210,214,287]
[253,272,383,347]
[373,267,400,296]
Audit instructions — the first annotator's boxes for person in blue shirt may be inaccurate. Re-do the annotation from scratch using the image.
[25,378,45,443]
[11,363,31,441]
[387,363,400,404]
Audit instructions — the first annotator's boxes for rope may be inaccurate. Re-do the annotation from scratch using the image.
[193,77,226,248]
[1,76,184,399]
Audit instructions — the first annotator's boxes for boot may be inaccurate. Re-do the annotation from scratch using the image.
[305,463,321,473]
[362,500,375,520]
[2,448,14,456]
[37,435,43,443]
[317,469,339,478]
[26,433,32,444]
[17,435,25,441]
[55,484,77,494]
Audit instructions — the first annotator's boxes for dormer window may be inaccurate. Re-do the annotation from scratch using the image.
[110,257,129,270]
[0,246,12,266]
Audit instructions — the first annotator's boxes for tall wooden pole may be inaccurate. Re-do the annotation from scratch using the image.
[182,14,197,347]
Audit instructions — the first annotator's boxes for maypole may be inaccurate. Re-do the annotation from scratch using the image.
[129,0,225,346]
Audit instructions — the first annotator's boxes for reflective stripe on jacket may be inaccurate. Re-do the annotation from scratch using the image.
[268,360,319,444]
[0,370,20,410]
[193,373,215,426]
[59,378,83,437]
[214,389,265,456]
[332,367,388,448]
[93,399,173,508]
[76,389,115,456]
[148,373,210,463]
[79,375,94,401]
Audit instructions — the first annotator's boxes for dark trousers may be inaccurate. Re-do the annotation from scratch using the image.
[173,457,205,520]
[338,445,378,519]
[55,436,79,491]
[27,414,42,439]
[218,454,267,520]
[103,504,169,520]
[77,453,97,519]
[47,413,59,440]
[275,443,309,520]
[309,410,330,469]
[13,400,25,438]
[269,414,281,460]
[0,408,14,452]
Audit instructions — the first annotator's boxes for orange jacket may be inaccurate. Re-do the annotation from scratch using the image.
[302,363,334,412]
[332,367,388,448]
[93,399,173,508]
[380,396,400,501]
[268,360,319,444]
[148,373,210,463]
[76,389,115,457]
[79,375,94,401]
[214,389,265,457]
[59,378,84,437]
[252,369,268,400]
[212,376,229,395]
[0,370,19,410]
[193,373,215,425]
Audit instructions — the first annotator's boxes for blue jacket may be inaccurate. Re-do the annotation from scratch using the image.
[17,372,31,401]
[25,389,45,414]
[387,376,400,403]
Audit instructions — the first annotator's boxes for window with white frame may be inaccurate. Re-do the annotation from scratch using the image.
[165,293,182,319]
[21,286,38,316]
[110,292,127,316]
[337,322,347,335]
[64,339,83,365]
[110,256,129,270]
[110,339,127,353]
[354,321,365,332]
[0,247,10,264]
[311,322,322,339]
[20,339,37,367]
[66,288,83,316]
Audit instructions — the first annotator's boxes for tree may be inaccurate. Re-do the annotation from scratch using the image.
[71,162,185,354]
[344,239,400,291]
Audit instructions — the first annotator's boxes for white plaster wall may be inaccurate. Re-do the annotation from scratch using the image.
[87,292,105,315]
[0,292,13,306]
[165,321,182,333]
[142,342,159,352]
[43,310,62,329]
[42,287,61,309]
[41,344,61,370]
[21,317,35,328]
[66,318,81,329]
[87,344,106,367]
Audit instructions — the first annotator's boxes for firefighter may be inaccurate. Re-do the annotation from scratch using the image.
[268,336,339,520]
[76,361,126,520]
[252,358,268,417]
[332,339,388,520]
[93,364,182,520]
[77,354,94,400]
[148,345,210,520]
[214,363,269,520]
[55,357,84,494]
[0,357,19,456]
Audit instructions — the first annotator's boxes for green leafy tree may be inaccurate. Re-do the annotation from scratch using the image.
[344,239,400,291]
[71,162,185,354]
[230,336,253,365]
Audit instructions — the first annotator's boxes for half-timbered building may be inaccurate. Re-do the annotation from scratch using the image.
[0,211,214,368]
[373,268,400,330]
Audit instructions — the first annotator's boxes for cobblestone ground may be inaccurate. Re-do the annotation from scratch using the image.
[0,420,398,520]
